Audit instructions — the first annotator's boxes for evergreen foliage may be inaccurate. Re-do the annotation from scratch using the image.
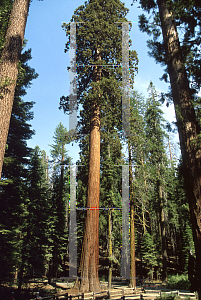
[129,83,194,281]
[25,146,50,277]
[0,45,38,281]
[0,0,13,57]
[141,232,158,279]
[60,0,138,136]
[48,123,72,277]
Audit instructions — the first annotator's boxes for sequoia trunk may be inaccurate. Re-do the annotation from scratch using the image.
[78,50,101,293]
[0,0,30,179]
[157,0,201,296]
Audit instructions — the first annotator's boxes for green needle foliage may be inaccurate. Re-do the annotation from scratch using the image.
[0,0,13,57]
[25,146,50,278]
[0,44,38,281]
[48,123,72,278]
[128,83,195,281]
[60,0,138,136]
[141,231,158,279]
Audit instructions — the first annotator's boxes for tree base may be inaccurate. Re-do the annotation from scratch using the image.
[74,277,101,293]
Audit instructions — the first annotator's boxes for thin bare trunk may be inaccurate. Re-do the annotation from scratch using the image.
[157,0,201,296]
[0,0,30,179]
[168,137,173,163]
[159,185,167,282]
[108,130,112,290]
[46,155,49,181]
[61,143,65,190]
[108,209,112,290]
[141,154,147,234]
[129,143,136,288]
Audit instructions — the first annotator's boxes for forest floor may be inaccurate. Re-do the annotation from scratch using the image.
[0,279,194,300]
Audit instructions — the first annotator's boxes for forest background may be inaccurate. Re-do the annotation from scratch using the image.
[1,0,201,298]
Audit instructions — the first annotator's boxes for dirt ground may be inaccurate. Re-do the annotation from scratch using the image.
[2,279,192,300]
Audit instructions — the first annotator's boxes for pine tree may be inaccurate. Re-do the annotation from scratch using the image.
[0,45,37,281]
[141,232,158,280]
[48,123,72,278]
[174,160,195,272]
[144,81,169,281]
[126,90,149,286]
[17,146,50,291]
[60,0,138,292]
[100,128,124,286]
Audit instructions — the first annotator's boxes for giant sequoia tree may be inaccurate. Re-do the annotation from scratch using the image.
[0,0,31,179]
[60,0,138,292]
[132,0,201,295]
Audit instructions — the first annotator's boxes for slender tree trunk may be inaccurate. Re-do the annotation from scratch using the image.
[78,49,101,293]
[18,259,25,292]
[141,154,147,234]
[108,130,112,290]
[108,209,112,290]
[0,0,30,179]
[61,143,65,203]
[46,155,49,181]
[48,260,52,284]
[168,137,173,163]
[65,168,69,229]
[129,143,136,288]
[159,185,167,282]
[157,1,201,296]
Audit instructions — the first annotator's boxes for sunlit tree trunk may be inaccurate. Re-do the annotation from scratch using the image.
[0,0,30,179]
[78,49,101,293]
[157,0,201,296]
[108,209,112,290]
[129,143,136,288]
[159,184,167,282]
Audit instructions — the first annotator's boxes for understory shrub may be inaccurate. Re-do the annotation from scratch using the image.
[167,274,190,290]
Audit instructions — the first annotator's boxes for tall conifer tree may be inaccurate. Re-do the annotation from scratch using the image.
[49,123,72,278]
[60,0,138,292]
[132,0,201,294]
[17,146,50,292]
[145,81,168,281]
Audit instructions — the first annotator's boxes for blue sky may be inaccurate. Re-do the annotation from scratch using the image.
[24,0,179,163]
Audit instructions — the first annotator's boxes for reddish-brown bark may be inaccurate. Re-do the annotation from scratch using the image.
[157,0,201,296]
[78,50,101,293]
[0,0,30,179]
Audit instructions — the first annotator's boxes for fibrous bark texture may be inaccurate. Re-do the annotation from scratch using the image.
[78,50,101,293]
[157,0,201,296]
[0,0,30,179]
